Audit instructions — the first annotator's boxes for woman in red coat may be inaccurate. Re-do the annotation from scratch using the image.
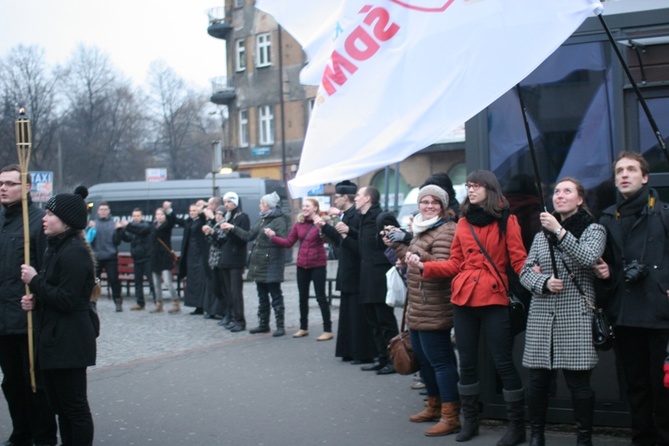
[265,198,332,341]
[407,170,527,446]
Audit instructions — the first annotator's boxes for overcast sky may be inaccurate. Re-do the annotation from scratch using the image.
[0,0,227,91]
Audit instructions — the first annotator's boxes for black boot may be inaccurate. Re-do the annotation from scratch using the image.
[527,392,548,446]
[114,298,123,312]
[273,306,285,337]
[573,395,594,446]
[249,307,270,334]
[456,382,480,442]
[497,388,526,446]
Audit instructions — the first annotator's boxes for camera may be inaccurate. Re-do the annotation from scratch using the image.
[623,259,648,284]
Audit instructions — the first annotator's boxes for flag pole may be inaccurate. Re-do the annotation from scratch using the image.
[597,14,669,164]
[15,108,36,393]
[515,85,558,277]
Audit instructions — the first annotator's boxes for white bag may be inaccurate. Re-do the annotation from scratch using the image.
[385,267,407,308]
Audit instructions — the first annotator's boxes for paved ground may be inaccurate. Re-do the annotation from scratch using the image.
[0,261,631,445]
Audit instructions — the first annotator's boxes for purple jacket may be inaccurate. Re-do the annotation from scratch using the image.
[270,218,326,269]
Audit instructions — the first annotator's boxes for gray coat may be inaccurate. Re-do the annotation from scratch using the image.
[520,223,606,370]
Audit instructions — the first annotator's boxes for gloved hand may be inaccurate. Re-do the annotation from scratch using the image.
[664,363,669,389]
[387,230,407,243]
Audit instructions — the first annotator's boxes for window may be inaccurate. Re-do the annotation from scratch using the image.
[258,105,275,145]
[239,109,249,147]
[256,33,271,67]
[234,0,244,8]
[235,39,246,72]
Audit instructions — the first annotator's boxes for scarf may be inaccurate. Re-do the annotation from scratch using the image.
[412,214,446,235]
[465,205,509,238]
[545,207,593,245]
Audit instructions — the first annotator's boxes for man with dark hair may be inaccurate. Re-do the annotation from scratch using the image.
[0,164,57,446]
[320,181,377,363]
[87,202,123,311]
[121,208,156,310]
[339,186,399,375]
[595,151,669,446]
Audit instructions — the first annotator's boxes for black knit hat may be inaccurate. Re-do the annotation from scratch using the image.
[45,186,89,230]
[335,180,357,195]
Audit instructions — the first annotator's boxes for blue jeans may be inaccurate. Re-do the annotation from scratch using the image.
[454,304,522,391]
[410,329,459,402]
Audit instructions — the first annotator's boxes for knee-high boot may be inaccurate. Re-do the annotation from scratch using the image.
[456,382,480,442]
[527,392,548,446]
[249,307,271,334]
[573,395,594,446]
[273,306,285,337]
[497,388,526,446]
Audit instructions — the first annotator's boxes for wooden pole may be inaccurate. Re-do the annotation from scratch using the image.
[15,108,36,393]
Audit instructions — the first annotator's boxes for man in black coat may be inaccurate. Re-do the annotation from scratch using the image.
[340,186,399,375]
[0,164,57,446]
[121,208,156,310]
[177,201,209,315]
[320,181,377,363]
[595,152,669,446]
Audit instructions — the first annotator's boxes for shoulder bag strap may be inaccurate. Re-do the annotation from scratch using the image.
[559,256,597,310]
[468,222,509,296]
[157,237,176,257]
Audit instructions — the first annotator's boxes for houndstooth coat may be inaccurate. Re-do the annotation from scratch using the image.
[520,223,606,370]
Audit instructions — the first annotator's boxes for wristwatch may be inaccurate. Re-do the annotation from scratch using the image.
[555,227,563,236]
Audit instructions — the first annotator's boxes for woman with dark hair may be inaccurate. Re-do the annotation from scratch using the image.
[407,170,527,446]
[520,177,606,446]
[386,185,460,437]
[149,203,180,313]
[20,187,97,446]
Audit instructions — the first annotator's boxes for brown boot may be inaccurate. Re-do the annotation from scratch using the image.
[424,402,461,437]
[167,300,180,313]
[150,301,164,313]
[409,396,441,422]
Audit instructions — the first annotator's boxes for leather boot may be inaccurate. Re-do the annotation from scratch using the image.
[409,396,441,422]
[114,298,123,312]
[425,402,461,437]
[497,388,526,446]
[273,306,285,337]
[573,395,594,446]
[527,392,548,446]
[249,307,271,334]
[150,301,164,313]
[168,299,180,313]
[456,382,480,442]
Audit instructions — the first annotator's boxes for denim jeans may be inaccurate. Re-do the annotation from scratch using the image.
[410,328,459,402]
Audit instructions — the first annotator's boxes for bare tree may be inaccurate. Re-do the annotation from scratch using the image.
[147,61,209,179]
[0,45,60,170]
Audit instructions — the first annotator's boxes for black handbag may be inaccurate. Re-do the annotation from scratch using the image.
[468,224,527,336]
[561,258,615,351]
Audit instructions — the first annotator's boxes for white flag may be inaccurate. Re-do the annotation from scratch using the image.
[256,0,603,197]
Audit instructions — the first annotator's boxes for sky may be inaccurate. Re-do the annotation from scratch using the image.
[0,0,227,91]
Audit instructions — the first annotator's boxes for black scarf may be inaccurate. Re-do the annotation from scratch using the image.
[616,186,649,236]
[465,205,509,238]
[545,207,593,245]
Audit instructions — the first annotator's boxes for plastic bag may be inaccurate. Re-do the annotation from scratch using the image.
[385,267,407,308]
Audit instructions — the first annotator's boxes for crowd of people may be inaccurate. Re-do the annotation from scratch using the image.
[1,151,669,445]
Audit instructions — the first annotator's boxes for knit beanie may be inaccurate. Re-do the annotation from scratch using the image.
[417,185,449,210]
[335,180,357,195]
[261,191,280,209]
[45,186,89,230]
[223,191,239,207]
[216,206,226,213]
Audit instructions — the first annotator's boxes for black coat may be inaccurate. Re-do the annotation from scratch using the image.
[349,204,391,304]
[0,200,46,335]
[220,209,250,269]
[29,231,96,369]
[599,187,669,329]
[122,220,152,262]
[177,213,208,280]
[321,206,361,294]
[150,211,176,273]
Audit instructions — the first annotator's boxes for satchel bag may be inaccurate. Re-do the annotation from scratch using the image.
[387,297,419,375]
[468,223,527,336]
[561,258,615,351]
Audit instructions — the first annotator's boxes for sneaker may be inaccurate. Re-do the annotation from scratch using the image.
[411,381,426,390]
[130,305,145,311]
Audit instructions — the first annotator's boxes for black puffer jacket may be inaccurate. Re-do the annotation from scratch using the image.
[122,220,152,261]
[0,200,46,335]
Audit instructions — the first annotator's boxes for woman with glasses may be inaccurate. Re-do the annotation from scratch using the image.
[520,177,605,446]
[407,170,527,446]
[384,185,460,437]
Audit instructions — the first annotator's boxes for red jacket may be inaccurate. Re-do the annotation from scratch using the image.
[423,215,527,307]
[270,218,327,269]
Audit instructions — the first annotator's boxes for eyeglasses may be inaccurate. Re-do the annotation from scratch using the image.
[465,182,484,190]
[419,200,441,207]
[0,181,22,188]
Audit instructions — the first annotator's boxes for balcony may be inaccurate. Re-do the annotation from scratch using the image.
[210,76,236,105]
[207,7,232,40]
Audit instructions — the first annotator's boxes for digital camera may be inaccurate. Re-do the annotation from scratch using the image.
[623,259,648,284]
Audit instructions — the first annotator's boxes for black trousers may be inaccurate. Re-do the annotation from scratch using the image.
[0,334,57,445]
[96,257,120,299]
[132,258,155,307]
[528,368,593,400]
[362,302,399,363]
[222,268,245,325]
[615,326,669,446]
[43,367,94,446]
[296,266,331,332]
